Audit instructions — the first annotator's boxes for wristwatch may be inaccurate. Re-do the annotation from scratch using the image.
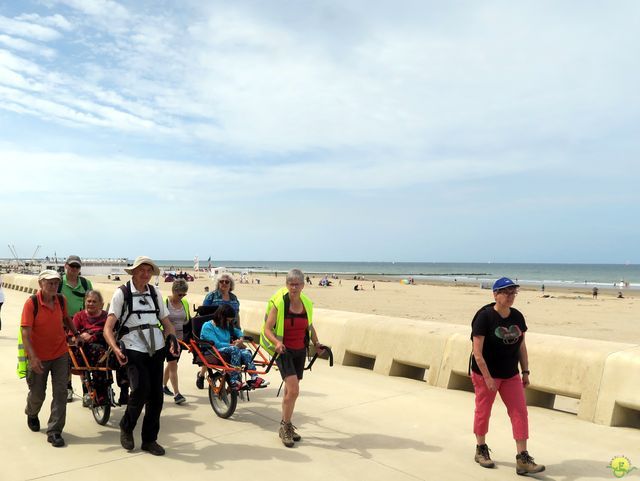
[521,370,530,375]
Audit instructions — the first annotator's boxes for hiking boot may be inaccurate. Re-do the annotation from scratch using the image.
[47,433,65,447]
[120,428,134,451]
[516,451,545,475]
[279,421,295,448]
[196,373,205,390]
[27,415,40,432]
[141,441,165,456]
[291,424,301,442]
[174,393,186,405]
[162,385,174,396]
[67,388,74,403]
[475,444,495,468]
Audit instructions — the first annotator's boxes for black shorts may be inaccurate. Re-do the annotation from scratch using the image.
[276,348,307,380]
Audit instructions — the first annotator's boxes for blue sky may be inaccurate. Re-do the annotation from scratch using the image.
[1,0,638,263]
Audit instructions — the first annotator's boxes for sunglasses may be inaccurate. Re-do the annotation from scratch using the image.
[177,293,187,298]
[219,279,230,285]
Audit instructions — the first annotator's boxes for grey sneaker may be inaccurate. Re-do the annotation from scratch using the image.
[174,393,186,405]
[516,451,545,475]
[279,421,295,447]
[82,394,91,407]
[475,444,495,468]
[67,388,74,403]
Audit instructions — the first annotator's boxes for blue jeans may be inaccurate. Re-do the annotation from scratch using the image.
[218,346,256,383]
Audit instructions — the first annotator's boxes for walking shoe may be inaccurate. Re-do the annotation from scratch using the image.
[174,393,186,405]
[279,421,295,447]
[67,388,74,403]
[47,433,65,447]
[247,377,269,389]
[475,444,495,468]
[196,373,205,390]
[27,415,40,432]
[163,385,174,396]
[291,424,301,442]
[141,441,166,456]
[516,451,545,475]
[120,428,134,451]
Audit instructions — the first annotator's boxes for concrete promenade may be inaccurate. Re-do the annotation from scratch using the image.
[1,288,638,481]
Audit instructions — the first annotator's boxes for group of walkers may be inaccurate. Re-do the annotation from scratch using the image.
[19,256,323,456]
[18,256,544,475]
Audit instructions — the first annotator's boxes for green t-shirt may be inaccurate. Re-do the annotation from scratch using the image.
[59,274,93,317]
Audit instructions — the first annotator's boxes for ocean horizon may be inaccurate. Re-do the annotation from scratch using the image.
[155,260,640,289]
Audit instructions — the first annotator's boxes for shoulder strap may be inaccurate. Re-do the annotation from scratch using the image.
[79,276,89,291]
[30,294,38,319]
[148,284,161,319]
[119,282,132,323]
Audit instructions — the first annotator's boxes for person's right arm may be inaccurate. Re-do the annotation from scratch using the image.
[20,301,43,373]
[472,335,496,392]
[263,305,285,354]
[21,326,43,374]
[103,314,126,364]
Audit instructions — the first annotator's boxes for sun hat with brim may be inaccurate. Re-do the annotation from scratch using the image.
[38,270,61,281]
[492,277,520,292]
[124,256,160,276]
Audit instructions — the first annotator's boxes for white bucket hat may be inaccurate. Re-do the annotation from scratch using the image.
[38,269,61,281]
[124,256,160,276]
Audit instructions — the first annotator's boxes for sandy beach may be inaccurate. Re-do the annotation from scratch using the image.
[88,271,639,345]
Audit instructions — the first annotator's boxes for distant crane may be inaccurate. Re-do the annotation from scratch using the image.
[30,245,41,265]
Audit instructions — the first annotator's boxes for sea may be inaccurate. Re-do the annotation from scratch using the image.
[155,260,640,290]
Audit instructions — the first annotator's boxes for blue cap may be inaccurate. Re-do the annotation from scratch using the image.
[493,277,519,292]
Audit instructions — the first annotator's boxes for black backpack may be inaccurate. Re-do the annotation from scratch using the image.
[58,276,90,298]
[114,281,161,340]
[30,294,66,320]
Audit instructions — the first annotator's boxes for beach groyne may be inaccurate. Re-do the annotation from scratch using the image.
[4,273,638,429]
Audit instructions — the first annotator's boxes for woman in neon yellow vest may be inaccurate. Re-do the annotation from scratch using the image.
[262,269,325,448]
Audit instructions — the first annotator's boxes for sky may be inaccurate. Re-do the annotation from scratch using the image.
[0,0,639,264]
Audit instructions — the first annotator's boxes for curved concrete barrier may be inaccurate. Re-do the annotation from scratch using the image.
[594,346,640,428]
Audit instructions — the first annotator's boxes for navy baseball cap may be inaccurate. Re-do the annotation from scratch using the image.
[493,277,519,292]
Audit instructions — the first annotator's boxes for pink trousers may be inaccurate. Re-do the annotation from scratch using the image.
[471,372,529,440]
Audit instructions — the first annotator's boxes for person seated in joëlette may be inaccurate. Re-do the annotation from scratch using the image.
[200,304,268,390]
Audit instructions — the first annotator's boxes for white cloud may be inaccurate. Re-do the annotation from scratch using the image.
[0,34,56,58]
[0,15,62,41]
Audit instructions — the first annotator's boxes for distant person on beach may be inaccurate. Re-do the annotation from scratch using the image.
[59,255,93,402]
[20,270,81,448]
[617,291,624,299]
[261,269,325,447]
[198,273,240,389]
[104,256,179,456]
[470,277,545,475]
[353,284,359,291]
[592,287,598,299]
[162,279,191,405]
[540,284,545,294]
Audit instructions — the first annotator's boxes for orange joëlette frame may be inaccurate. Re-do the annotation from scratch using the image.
[188,337,271,376]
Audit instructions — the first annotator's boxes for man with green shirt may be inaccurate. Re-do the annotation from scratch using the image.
[59,255,93,402]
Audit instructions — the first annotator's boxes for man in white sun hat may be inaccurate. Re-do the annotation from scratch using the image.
[104,256,179,456]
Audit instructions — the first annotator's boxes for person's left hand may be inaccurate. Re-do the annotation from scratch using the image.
[315,343,326,355]
[522,373,530,387]
[234,339,245,349]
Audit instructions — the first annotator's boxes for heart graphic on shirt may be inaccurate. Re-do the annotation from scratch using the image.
[494,325,522,344]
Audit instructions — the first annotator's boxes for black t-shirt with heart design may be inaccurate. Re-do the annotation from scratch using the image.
[471,303,528,379]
